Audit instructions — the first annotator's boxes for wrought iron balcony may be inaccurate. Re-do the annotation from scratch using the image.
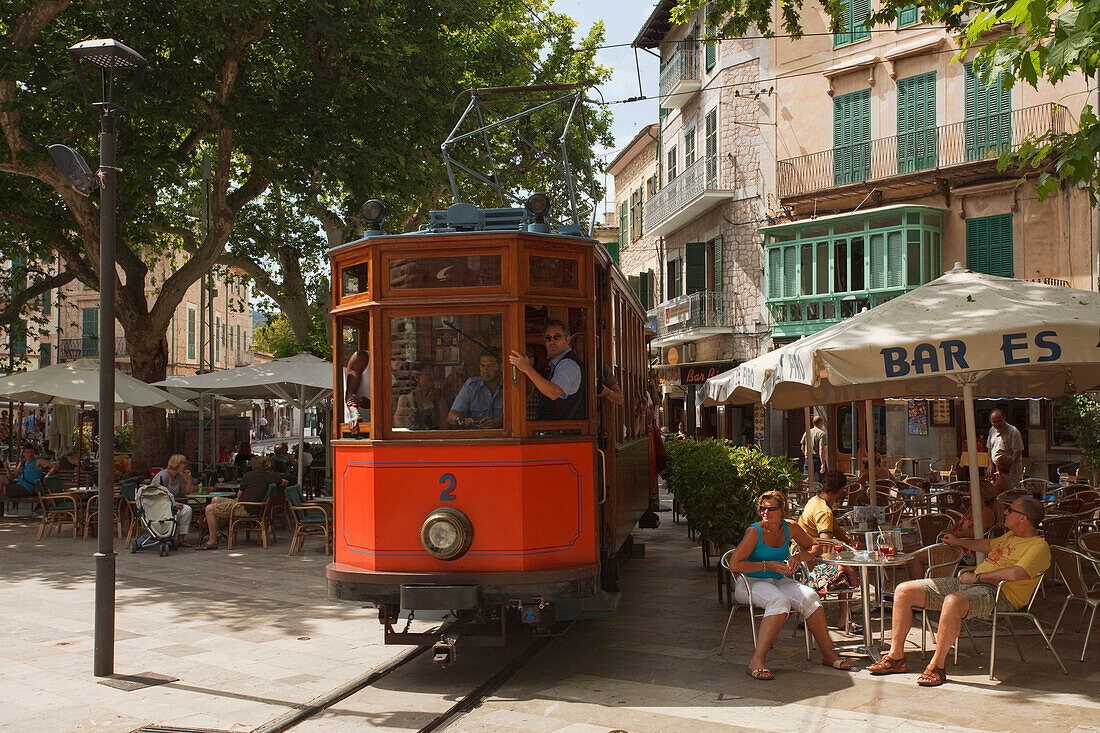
[59,337,128,361]
[659,41,700,108]
[777,103,1069,199]
[645,153,751,237]
[653,290,734,343]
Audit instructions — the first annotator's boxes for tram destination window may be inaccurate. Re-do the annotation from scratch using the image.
[529,255,579,290]
[388,313,504,434]
[341,262,368,299]
[388,254,501,290]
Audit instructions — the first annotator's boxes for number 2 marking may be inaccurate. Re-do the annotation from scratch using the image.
[439,473,456,501]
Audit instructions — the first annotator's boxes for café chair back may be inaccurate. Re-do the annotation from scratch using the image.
[286,484,331,556]
[932,456,959,481]
[1041,515,1076,549]
[934,490,969,515]
[37,477,80,540]
[1078,532,1100,562]
[1049,545,1100,662]
[987,570,1068,679]
[917,513,954,547]
[915,543,965,657]
[718,549,811,659]
[227,484,279,549]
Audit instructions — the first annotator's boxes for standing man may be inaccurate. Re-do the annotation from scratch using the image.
[985,409,1024,489]
[802,415,828,480]
[508,320,585,421]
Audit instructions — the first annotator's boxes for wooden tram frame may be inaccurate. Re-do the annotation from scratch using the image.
[325,208,653,643]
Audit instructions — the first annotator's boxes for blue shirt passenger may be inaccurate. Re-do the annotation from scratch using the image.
[448,353,504,429]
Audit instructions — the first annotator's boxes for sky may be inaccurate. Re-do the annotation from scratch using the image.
[550,0,661,216]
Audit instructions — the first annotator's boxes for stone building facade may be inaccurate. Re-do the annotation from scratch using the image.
[607,123,661,310]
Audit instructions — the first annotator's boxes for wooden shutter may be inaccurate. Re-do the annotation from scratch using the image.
[782,246,797,297]
[869,233,886,289]
[82,307,98,339]
[966,214,1013,277]
[898,72,936,173]
[640,270,654,309]
[851,0,870,40]
[835,90,870,184]
[705,2,717,71]
[685,241,707,295]
[619,201,627,247]
[897,5,918,27]
[705,109,718,186]
[713,235,724,321]
[767,248,781,299]
[667,258,680,299]
[886,231,904,287]
[965,62,1012,161]
[606,239,619,265]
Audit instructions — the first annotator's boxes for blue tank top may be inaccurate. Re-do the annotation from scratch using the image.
[745,520,791,579]
[17,458,44,492]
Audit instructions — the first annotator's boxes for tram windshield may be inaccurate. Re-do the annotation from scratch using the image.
[389,313,504,433]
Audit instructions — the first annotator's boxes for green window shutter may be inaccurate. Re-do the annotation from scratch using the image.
[642,269,655,309]
[869,233,886,289]
[767,249,781,299]
[81,306,98,357]
[965,62,1012,161]
[187,308,196,359]
[705,109,718,186]
[605,239,619,265]
[41,291,51,316]
[897,6,918,27]
[713,235,724,321]
[685,241,707,295]
[628,274,641,304]
[618,201,627,248]
[886,231,904,287]
[834,89,870,184]
[966,214,1013,277]
[897,72,936,173]
[39,343,50,367]
[851,0,870,41]
[704,2,717,71]
[667,258,681,299]
[782,246,797,297]
[834,1,850,46]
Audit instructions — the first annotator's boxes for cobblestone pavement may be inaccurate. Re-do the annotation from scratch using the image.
[1,492,1097,732]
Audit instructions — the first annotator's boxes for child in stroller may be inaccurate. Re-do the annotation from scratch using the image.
[130,484,179,556]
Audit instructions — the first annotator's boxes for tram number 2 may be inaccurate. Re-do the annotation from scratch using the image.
[439,473,457,501]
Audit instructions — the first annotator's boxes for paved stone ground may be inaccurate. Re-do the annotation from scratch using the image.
[1,492,1097,732]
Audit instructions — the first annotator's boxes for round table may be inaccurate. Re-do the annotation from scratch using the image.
[181,491,235,503]
[821,550,915,661]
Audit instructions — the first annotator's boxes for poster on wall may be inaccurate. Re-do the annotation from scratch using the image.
[754,403,765,442]
[930,399,954,427]
[908,399,928,436]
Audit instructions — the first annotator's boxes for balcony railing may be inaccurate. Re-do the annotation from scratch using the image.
[60,337,128,361]
[659,41,699,100]
[1025,276,1070,287]
[655,290,733,338]
[777,104,1069,198]
[769,288,911,339]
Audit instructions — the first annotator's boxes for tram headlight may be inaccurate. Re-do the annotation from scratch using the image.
[361,199,387,231]
[524,192,551,221]
[420,507,473,561]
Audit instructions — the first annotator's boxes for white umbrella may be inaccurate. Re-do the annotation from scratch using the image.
[0,359,196,411]
[156,353,332,487]
[703,265,1100,539]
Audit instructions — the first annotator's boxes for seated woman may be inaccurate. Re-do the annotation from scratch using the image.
[233,441,254,468]
[150,454,195,547]
[5,445,57,497]
[729,490,854,679]
[798,470,862,634]
[857,453,894,485]
[395,361,444,430]
[197,456,286,550]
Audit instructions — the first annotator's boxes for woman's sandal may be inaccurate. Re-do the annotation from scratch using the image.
[822,658,853,671]
[746,668,774,680]
[917,666,947,687]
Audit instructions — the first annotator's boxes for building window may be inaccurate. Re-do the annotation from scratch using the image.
[684,127,696,169]
[834,88,871,185]
[41,290,51,316]
[685,241,708,295]
[187,305,196,360]
[897,71,936,173]
[704,2,717,71]
[666,257,683,300]
[618,200,628,248]
[965,61,1012,161]
[897,5,919,27]
[834,0,871,46]
[667,145,677,183]
[966,214,1013,278]
[81,307,98,356]
[764,207,943,336]
[631,186,644,241]
[39,343,50,367]
[705,109,718,186]
[215,315,221,364]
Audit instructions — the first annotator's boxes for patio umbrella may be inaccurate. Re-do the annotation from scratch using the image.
[703,265,1100,539]
[155,353,332,487]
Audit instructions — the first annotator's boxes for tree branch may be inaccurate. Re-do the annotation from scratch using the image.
[0,269,76,326]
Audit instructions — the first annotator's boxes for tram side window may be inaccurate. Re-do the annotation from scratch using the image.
[341,262,368,299]
[339,317,371,438]
[388,314,504,433]
[389,254,502,290]
[512,306,588,429]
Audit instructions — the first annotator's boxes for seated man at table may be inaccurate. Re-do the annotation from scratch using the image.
[150,454,195,547]
[868,496,1050,687]
[798,469,861,634]
[447,352,504,429]
[197,457,287,550]
[4,445,57,497]
[857,453,894,485]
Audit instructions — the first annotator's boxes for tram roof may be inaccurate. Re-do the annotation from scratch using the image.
[329,203,595,256]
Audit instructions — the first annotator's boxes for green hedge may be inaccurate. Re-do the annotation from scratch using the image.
[665,439,799,547]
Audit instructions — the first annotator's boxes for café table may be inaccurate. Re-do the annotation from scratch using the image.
[213,482,240,491]
[181,491,235,504]
[821,549,915,662]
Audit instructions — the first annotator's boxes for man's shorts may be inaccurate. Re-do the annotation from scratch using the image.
[913,577,1014,620]
[210,497,248,519]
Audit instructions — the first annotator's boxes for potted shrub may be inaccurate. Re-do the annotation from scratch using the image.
[1057,393,1100,485]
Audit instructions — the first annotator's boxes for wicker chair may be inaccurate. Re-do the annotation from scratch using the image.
[36,477,80,540]
[286,484,331,555]
[227,484,279,549]
[934,490,969,515]
[916,513,954,546]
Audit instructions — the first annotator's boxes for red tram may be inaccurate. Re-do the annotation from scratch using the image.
[325,198,655,645]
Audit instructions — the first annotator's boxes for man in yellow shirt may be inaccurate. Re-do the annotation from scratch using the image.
[799,470,861,633]
[867,497,1050,687]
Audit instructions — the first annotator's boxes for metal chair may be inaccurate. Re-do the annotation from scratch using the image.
[912,543,965,658]
[227,484,279,549]
[1050,545,1100,662]
[718,549,810,659]
[36,477,80,540]
[987,571,1068,679]
[934,490,969,515]
[286,484,331,555]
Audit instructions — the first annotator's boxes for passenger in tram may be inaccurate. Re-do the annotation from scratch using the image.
[344,341,371,435]
[442,338,484,411]
[393,361,445,430]
[447,353,504,429]
[572,331,623,407]
[508,320,585,421]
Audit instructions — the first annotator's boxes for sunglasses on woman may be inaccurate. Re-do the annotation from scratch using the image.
[758,505,782,513]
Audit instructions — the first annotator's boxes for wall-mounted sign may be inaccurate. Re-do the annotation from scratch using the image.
[680,363,726,385]
[666,347,680,365]
[754,403,766,441]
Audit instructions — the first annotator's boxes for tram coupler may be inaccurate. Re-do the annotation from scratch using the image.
[518,599,556,631]
[432,637,457,668]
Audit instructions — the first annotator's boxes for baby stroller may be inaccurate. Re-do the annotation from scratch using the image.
[129,484,179,556]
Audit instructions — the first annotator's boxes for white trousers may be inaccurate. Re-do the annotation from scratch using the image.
[734,575,821,619]
[175,503,193,536]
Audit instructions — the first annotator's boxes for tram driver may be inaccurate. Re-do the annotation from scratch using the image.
[447,352,504,429]
[508,320,585,421]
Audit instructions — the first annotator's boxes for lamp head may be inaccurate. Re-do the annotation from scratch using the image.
[524,192,551,221]
[46,144,98,196]
[360,199,386,233]
[68,39,147,112]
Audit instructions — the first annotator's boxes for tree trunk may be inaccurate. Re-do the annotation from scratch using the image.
[126,328,170,476]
